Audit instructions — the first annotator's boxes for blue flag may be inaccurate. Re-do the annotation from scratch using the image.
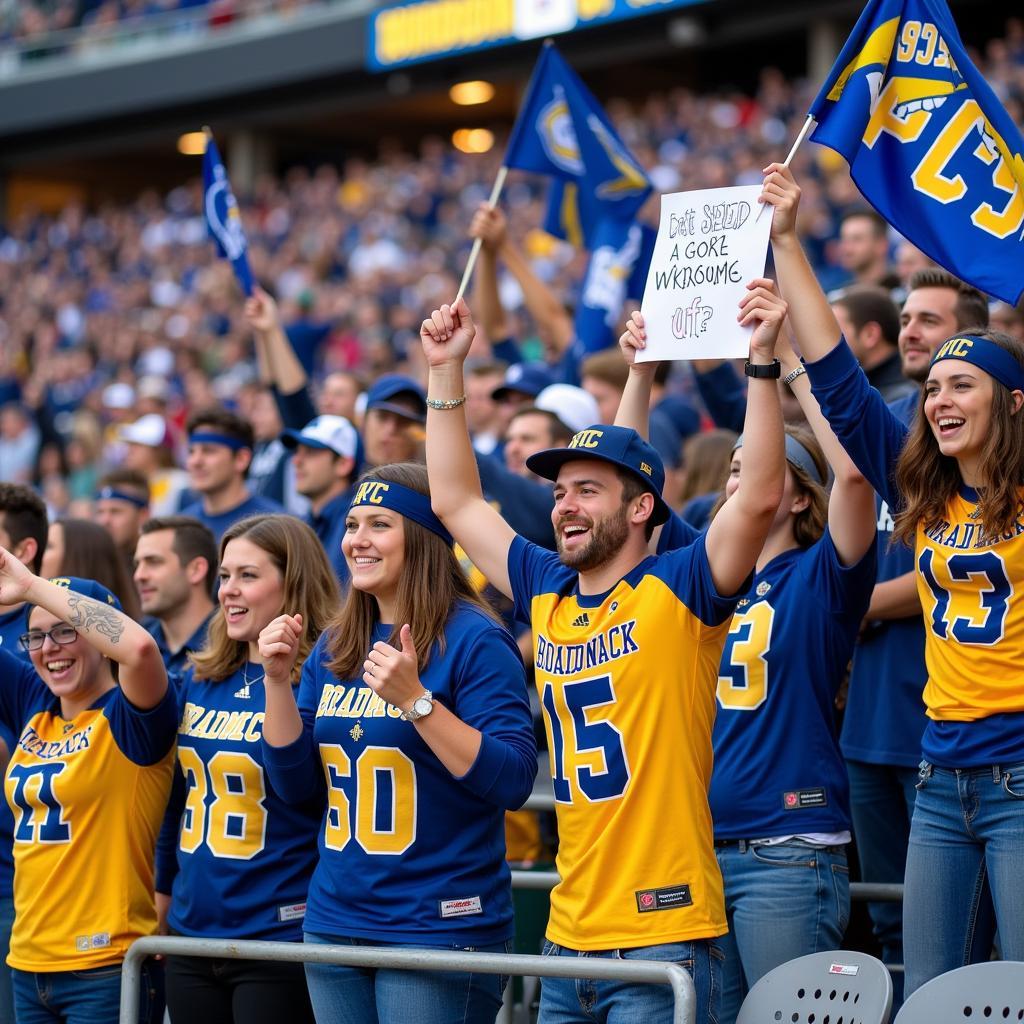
[506,43,652,249]
[202,133,254,296]
[809,0,1024,304]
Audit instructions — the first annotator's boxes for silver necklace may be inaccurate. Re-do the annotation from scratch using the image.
[234,662,265,700]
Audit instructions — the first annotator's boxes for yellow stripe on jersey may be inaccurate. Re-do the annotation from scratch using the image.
[916,490,1024,720]
[4,708,175,970]
[532,574,728,949]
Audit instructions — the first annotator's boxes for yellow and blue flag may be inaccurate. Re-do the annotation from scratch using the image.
[202,133,254,296]
[505,43,652,249]
[809,0,1024,304]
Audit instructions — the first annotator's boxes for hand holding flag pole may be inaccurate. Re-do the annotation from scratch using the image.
[754,115,816,222]
[454,165,508,303]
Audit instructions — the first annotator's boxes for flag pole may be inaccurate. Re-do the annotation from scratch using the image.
[454,165,509,303]
[755,114,816,222]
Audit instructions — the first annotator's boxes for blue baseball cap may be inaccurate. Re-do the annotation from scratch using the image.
[27,576,123,620]
[526,424,671,526]
[365,375,426,425]
[492,362,555,401]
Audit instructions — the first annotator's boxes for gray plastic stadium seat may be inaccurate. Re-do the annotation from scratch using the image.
[736,950,892,1024]
[894,961,1024,1023]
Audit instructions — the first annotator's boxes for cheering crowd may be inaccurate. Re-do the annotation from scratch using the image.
[0,14,1023,1024]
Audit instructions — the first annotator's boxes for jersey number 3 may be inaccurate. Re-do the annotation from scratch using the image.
[542,675,630,804]
[718,603,775,711]
[919,549,1011,646]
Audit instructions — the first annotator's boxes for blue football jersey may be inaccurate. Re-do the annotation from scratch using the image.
[168,665,321,940]
[263,603,536,945]
[710,530,875,837]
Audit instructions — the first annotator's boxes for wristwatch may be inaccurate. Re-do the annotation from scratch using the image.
[744,359,782,379]
[400,690,434,722]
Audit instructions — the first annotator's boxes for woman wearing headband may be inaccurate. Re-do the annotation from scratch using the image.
[762,163,1024,996]
[620,281,877,1024]
[0,565,175,1024]
[260,462,536,1024]
[159,514,339,1024]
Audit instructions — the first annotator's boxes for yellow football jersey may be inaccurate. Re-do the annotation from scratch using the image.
[2,678,176,971]
[509,536,735,949]
[917,489,1024,721]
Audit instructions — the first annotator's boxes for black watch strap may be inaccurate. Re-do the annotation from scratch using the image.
[744,359,782,379]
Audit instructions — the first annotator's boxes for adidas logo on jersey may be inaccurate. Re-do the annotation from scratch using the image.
[233,684,251,700]
[571,613,590,627]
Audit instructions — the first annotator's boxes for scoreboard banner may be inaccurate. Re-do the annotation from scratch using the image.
[367,0,708,71]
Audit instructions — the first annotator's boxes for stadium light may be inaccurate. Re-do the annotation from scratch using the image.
[177,131,207,156]
[451,128,494,154]
[449,80,495,106]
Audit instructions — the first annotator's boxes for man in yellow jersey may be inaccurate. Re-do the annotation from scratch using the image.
[421,295,787,1024]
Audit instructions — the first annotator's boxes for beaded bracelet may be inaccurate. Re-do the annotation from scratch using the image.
[425,395,467,410]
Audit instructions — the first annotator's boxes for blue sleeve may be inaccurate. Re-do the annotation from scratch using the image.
[657,510,702,554]
[681,492,719,531]
[0,648,43,735]
[653,535,747,626]
[155,766,184,895]
[476,454,556,549]
[103,684,178,767]
[449,620,537,810]
[800,530,877,621]
[274,384,317,431]
[261,645,323,804]
[805,339,910,510]
[492,337,523,367]
[506,535,572,627]
[694,361,746,433]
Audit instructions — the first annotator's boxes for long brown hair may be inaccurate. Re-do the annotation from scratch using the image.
[326,463,496,680]
[710,425,828,548]
[190,514,340,683]
[55,518,143,621]
[893,330,1024,546]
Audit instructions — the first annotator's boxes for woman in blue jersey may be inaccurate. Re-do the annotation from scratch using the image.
[620,281,877,1023]
[260,461,536,1024]
[0,562,175,1024]
[762,163,1024,996]
[160,514,339,1024]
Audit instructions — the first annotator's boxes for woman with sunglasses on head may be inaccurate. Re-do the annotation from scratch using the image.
[620,282,878,1023]
[260,462,536,1024]
[0,556,175,1024]
[159,514,339,1024]
[762,163,1024,996]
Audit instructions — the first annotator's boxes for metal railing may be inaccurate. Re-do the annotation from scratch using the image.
[119,935,695,1024]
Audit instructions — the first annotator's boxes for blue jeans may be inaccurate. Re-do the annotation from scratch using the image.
[903,760,1024,998]
[12,961,163,1024]
[538,938,723,1024]
[715,840,849,1024]
[846,759,917,1008]
[303,932,510,1024]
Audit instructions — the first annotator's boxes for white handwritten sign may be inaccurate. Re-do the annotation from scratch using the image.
[636,185,773,362]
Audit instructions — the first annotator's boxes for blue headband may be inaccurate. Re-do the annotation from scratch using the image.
[189,431,249,452]
[95,486,148,509]
[930,335,1024,393]
[734,432,825,486]
[348,480,453,546]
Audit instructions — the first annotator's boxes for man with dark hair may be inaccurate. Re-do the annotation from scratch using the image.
[281,415,360,587]
[831,286,915,403]
[95,468,151,580]
[180,406,284,542]
[135,516,217,675]
[838,208,898,291]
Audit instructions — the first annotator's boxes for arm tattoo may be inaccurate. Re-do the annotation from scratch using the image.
[65,593,125,645]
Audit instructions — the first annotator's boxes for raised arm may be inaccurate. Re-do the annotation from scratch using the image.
[777,329,876,566]
[614,310,656,439]
[0,548,167,710]
[246,286,308,397]
[702,280,787,594]
[762,163,909,507]
[422,300,518,599]
[470,204,515,344]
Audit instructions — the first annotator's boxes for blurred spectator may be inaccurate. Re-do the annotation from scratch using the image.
[95,468,151,581]
[361,374,426,467]
[0,404,40,485]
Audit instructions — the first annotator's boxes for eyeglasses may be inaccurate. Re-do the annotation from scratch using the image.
[18,624,79,652]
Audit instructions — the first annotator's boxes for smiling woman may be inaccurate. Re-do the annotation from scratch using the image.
[0,562,174,1024]
[158,515,340,1024]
